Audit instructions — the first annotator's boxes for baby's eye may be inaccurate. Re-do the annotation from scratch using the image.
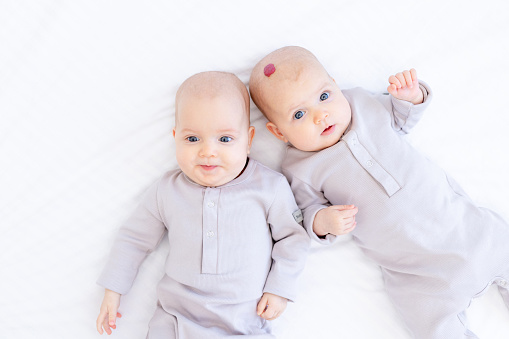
[294,110,304,120]
[219,136,232,143]
[186,136,199,142]
[320,92,329,101]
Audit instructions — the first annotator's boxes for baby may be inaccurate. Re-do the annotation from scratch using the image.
[96,71,309,338]
[249,46,509,339]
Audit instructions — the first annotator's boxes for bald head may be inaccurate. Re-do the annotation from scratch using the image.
[249,46,327,119]
[175,71,250,126]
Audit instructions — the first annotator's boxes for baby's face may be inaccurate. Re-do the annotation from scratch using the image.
[265,64,351,152]
[173,92,254,187]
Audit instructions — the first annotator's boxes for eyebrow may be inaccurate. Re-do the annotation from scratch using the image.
[215,128,239,134]
[179,128,239,135]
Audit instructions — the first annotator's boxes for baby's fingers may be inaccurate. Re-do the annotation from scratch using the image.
[257,295,268,316]
[387,83,398,97]
[337,207,358,218]
[409,68,417,82]
[263,308,279,320]
[342,219,357,233]
[395,72,408,88]
[97,314,112,335]
[258,302,277,320]
[391,69,418,89]
[110,313,122,330]
[97,310,121,335]
[333,204,356,211]
[388,75,401,89]
[401,70,416,88]
[103,318,113,335]
[96,309,107,334]
[108,308,119,327]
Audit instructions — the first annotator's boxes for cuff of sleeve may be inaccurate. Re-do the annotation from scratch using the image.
[96,264,137,295]
[419,83,428,102]
[418,81,432,103]
[263,273,299,303]
[304,205,337,245]
[263,286,296,303]
[391,94,413,118]
[391,80,432,113]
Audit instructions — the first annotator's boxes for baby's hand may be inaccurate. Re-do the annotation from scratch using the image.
[257,293,288,321]
[387,69,424,105]
[96,289,122,335]
[313,205,358,237]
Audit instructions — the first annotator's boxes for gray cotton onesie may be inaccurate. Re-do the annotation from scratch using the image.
[281,82,509,339]
[98,159,310,338]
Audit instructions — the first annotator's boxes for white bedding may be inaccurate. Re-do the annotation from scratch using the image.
[2,1,509,338]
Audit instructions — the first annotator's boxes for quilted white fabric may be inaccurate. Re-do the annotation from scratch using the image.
[1,1,509,338]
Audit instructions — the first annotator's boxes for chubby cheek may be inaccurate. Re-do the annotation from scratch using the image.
[227,147,249,170]
[288,126,311,146]
[291,128,322,151]
[221,154,239,172]
[175,148,194,174]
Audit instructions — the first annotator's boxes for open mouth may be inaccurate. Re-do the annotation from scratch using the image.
[321,125,335,136]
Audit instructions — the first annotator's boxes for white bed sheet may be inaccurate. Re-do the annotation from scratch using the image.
[1,1,509,338]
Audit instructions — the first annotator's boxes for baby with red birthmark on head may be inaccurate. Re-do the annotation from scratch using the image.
[249,46,509,339]
[96,71,309,338]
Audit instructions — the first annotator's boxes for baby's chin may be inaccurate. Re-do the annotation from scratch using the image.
[315,132,343,151]
[314,140,340,152]
[292,137,340,152]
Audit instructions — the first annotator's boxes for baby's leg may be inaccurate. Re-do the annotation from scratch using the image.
[383,271,477,339]
[146,304,178,339]
[397,306,478,339]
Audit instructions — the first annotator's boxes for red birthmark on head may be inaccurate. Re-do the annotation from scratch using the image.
[264,64,276,77]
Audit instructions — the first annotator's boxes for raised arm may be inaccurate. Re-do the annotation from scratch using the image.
[387,68,424,105]
[377,68,432,134]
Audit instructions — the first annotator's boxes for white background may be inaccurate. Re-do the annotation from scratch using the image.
[1,1,509,338]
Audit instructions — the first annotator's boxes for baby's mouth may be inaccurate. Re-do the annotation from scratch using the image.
[321,125,335,136]
[200,165,218,171]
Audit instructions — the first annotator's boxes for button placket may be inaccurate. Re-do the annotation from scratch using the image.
[202,188,220,274]
[343,131,401,196]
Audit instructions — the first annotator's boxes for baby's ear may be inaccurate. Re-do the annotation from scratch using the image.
[172,128,176,138]
[247,126,256,154]
[266,122,288,143]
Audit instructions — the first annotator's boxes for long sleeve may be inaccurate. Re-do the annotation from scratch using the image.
[376,81,432,135]
[97,181,167,295]
[263,177,310,302]
[286,174,338,245]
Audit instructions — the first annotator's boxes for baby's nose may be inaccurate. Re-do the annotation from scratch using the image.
[313,110,329,124]
[199,142,217,157]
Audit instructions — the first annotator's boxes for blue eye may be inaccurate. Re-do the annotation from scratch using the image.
[294,110,304,120]
[219,136,232,143]
[320,92,329,101]
[186,136,199,142]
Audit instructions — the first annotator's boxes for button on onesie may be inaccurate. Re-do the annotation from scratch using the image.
[98,160,310,338]
[282,83,509,339]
